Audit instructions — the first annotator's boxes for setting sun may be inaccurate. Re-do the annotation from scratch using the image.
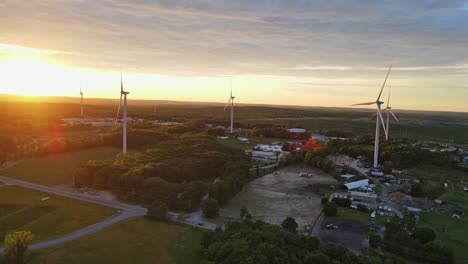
[0,46,78,96]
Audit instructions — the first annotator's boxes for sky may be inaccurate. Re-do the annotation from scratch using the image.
[0,0,467,112]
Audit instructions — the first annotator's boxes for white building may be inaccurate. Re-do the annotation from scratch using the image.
[246,150,282,164]
[287,128,307,134]
[310,134,330,142]
[254,144,283,152]
[344,179,369,190]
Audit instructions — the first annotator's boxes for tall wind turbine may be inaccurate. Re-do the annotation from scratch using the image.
[115,72,129,154]
[384,86,399,140]
[80,86,84,116]
[352,65,392,170]
[224,88,235,134]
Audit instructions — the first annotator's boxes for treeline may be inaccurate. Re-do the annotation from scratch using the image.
[74,134,250,212]
[201,219,405,264]
[208,148,251,206]
[327,136,454,169]
[375,216,455,264]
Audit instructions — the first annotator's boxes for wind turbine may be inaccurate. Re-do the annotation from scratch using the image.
[115,72,129,154]
[224,87,235,134]
[80,86,84,116]
[384,86,399,140]
[352,65,392,170]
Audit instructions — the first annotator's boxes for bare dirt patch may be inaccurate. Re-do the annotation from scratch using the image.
[220,165,338,229]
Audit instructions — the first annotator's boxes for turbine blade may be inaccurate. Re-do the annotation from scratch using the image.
[387,86,392,107]
[224,98,232,111]
[378,109,388,138]
[351,101,375,106]
[390,110,399,121]
[377,65,392,101]
[115,94,123,125]
[120,72,124,93]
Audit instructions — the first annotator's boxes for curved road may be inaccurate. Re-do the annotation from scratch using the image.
[0,176,147,253]
[0,176,219,254]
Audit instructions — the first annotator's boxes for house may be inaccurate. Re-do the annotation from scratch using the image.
[341,174,355,181]
[237,137,250,144]
[287,128,308,139]
[344,179,369,190]
[287,128,307,134]
[350,191,378,203]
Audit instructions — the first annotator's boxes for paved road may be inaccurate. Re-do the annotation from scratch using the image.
[0,176,147,253]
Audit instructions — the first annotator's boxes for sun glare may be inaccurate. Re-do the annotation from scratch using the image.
[0,48,77,96]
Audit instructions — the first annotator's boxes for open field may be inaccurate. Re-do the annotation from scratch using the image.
[1,147,120,185]
[220,165,338,228]
[409,166,467,183]
[29,218,203,264]
[0,185,115,245]
[419,186,468,264]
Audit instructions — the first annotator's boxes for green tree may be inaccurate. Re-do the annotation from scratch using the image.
[240,207,252,220]
[148,200,168,220]
[415,227,436,244]
[321,197,329,205]
[281,217,299,233]
[202,198,220,218]
[368,232,383,249]
[323,202,338,217]
[3,231,34,264]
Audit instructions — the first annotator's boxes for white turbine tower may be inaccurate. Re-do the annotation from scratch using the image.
[115,72,129,154]
[80,87,84,117]
[352,65,392,170]
[384,86,399,140]
[224,88,235,134]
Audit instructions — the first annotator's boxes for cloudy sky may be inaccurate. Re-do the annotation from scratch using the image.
[0,0,467,111]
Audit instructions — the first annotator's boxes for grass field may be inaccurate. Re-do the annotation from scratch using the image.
[409,166,467,183]
[29,218,203,264]
[337,208,387,226]
[419,186,468,264]
[0,185,115,245]
[1,147,120,185]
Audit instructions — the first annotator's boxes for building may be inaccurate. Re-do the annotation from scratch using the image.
[350,191,378,203]
[341,174,355,181]
[287,128,307,133]
[344,179,369,190]
[310,134,330,142]
[246,150,281,164]
[237,137,250,144]
[254,144,282,152]
[403,206,423,220]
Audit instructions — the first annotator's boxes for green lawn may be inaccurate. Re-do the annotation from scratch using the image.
[30,218,203,264]
[1,147,120,185]
[419,186,468,264]
[0,185,115,245]
[337,207,387,226]
[410,165,467,183]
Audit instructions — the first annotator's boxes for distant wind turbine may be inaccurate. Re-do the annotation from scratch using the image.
[224,87,235,134]
[384,86,399,140]
[80,86,84,116]
[115,71,130,154]
[352,65,392,170]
